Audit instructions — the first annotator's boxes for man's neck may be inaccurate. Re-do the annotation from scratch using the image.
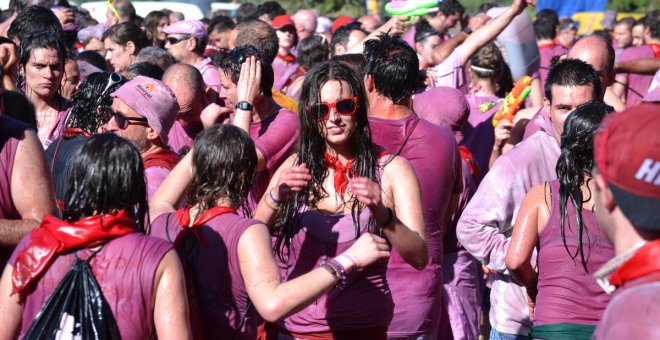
[537,38,555,46]
[181,53,204,67]
[368,95,414,120]
[32,93,60,113]
[141,143,166,158]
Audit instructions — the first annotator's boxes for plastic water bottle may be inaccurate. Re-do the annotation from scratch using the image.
[487,7,540,80]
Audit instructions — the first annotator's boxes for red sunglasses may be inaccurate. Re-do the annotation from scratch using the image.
[306,97,358,120]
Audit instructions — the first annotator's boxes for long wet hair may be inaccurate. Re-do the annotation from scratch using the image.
[556,100,612,272]
[187,124,258,219]
[63,134,148,233]
[274,60,378,260]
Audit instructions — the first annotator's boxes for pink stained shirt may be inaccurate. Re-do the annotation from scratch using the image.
[145,166,171,202]
[150,212,261,339]
[167,120,195,157]
[619,46,655,108]
[246,109,300,210]
[431,46,469,92]
[272,55,300,92]
[10,232,172,339]
[369,115,463,337]
[195,57,221,90]
[456,130,560,335]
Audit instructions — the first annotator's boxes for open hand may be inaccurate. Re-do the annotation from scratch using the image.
[236,56,262,106]
[274,163,311,202]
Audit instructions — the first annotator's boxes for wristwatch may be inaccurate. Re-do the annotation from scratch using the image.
[235,101,253,111]
[462,27,473,35]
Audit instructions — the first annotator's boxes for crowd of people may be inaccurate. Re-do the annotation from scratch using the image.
[0,0,658,339]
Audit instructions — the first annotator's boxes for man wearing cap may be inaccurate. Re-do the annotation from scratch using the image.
[457,58,602,339]
[591,103,660,339]
[271,15,300,92]
[164,19,220,94]
[103,76,179,200]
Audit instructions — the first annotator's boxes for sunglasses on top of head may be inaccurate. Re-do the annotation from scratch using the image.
[307,97,358,121]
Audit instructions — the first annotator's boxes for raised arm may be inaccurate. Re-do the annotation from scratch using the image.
[149,152,193,223]
[351,156,428,270]
[1,129,57,248]
[344,16,409,55]
[458,0,535,66]
[238,221,390,322]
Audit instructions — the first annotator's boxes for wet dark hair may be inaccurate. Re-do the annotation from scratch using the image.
[67,72,127,133]
[555,100,612,272]
[7,5,63,42]
[646,10,660,39]
[437,0,465,17]
[235,19,278,64]
[274,60,378,260]
[124,61,164,80]
[18,30,67,91]
[188,124,257,218]
[213,45,274,97]
[534,9,559,40]
[364,33,418,104]
[332,53,366,79]
[236,2,259,23]
[298,35,329,70]
[143,10,167,47]
[330,22,366,57]
[102,22,150,51]
[63,133,148,232]
[76,50,109,72]
[545,59,601,102]
[3,90,36,130]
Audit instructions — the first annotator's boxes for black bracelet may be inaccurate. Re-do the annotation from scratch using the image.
[378,207,394,227]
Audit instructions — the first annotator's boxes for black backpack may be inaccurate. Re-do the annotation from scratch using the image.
[23,248,121,340]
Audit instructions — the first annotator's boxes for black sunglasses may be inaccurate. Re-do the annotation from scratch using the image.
[231,48,247,65]
[166,35,190,45]
[100,106,148,130]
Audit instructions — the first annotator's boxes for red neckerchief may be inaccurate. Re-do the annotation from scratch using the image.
[647,43,660,58]
[12,210,136,295]
[173,206,236,246]
[609,239,660,288]
[459,145,480,180]
[62,127,91,138]
[277,53,296,64]
[142,148,179,171]
[324,152,356,197]
[538,42,557,50]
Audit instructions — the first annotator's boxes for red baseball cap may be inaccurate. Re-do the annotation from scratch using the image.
[594,103,660,229]
[332,16,355,33]
[272,15,294,30]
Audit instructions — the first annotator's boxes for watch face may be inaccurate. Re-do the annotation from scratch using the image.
[236,101,253,110]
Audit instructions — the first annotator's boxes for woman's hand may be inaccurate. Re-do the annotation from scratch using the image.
[236,56,262,106]
[494,119,514,150]
[341,233,390,271]
[273,163,311,202]
[526,287,537,321]
[349,177,392,225]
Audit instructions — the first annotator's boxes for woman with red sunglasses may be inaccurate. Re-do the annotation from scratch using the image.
[254,60,428,339]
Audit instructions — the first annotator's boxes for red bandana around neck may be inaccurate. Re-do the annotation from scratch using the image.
[609,239,660,288]
[324,152,356,197]
[142,148,179,171]
[538,42,557,50]
[173,206,237,246]
[277,53,296,64]
[12,210,136,295]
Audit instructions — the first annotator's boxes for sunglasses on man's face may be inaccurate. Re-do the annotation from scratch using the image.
[307,97,358,121]
[101,106,148,130]
[166,36,190,45]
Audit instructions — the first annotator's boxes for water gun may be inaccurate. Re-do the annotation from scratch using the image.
[492,75,532,127]
[385,0,442,22]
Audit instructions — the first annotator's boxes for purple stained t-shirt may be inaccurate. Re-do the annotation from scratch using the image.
[196,57,221,90]
[145,166,171,202]
[619,45,655,108]
[463,94,501,183]
[151,212,261,339]
[247,109,300,210]
[369,114,463,337]
[536,44,567,91]
[167,120,195,157]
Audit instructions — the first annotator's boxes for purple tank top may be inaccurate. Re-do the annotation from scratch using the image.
[150,212,260,339]
[278,208,394,333]
[0,116,30,266]
[534,180,614,326]
[463,95,500,183]
[10,232,172,339]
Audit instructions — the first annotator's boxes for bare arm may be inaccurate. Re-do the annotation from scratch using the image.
[0,129,57,248]
[238,222,390,322]
[253,155,309,226]
[345,16,408,55]
[458,0,534,66]
[610,74,627,99]
[153,250,191,340]
[506,183,550,292]
[615,58,660,75]
[352,156,428,270]
[149,152,193,223]
[431,32,468,65]
[0,264,22,339]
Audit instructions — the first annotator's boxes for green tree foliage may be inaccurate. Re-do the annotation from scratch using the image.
[607,0,653,12]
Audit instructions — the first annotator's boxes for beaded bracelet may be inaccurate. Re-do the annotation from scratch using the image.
[320,258,347,289]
